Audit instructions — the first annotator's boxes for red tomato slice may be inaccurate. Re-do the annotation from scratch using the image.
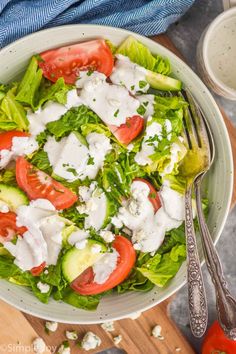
[110,115,144,145]
[39,39,114,84]
[202,321,236,354]
[0,131,29,151]
[30,262,46,276]
[15,157,77,210]
[134,178,161,213]
[0,211,27,242]
[71,235,136,295]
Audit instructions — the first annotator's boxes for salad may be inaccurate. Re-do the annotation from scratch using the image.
[0,36,206,311]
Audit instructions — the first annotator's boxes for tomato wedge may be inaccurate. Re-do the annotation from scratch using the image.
[39,39,114,84]
[15,157,77,210]
[0,131,29,151]
[0,211,27,242]
[30,262,46,276]
[202,321,236,354]
[134,178,161,213]
[71,235,136,295]
[109,115,144,145]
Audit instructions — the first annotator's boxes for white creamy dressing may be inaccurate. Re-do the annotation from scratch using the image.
[0,136,38,169]
[135,118,162,166]
[77,183,107,231]
[76,71,141,127]
[44,132,111,181]
[68,229,89,250]
[93,248,119,284]
[110,54,149,94]
[116,180,184,253]
[136,94,155,118]
[4,199,65,271]
[27,89,82,136]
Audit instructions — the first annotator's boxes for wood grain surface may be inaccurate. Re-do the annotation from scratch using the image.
[0,34,235,354]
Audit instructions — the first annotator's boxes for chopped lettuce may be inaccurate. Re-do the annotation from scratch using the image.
[0,169,17,186]
[58,287,101,310]
[15,57,71,110]
[0,88,28,131]
[46,106,101,140]
[15,56,43,109]
[116,36,171,75]
[30,150,52,174]
[137,244,186,287]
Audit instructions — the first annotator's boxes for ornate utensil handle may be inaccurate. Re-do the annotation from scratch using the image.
[195,177,236,340]
[185,185,208,338]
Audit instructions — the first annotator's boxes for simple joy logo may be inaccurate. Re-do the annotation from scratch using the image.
[0,343,57,353]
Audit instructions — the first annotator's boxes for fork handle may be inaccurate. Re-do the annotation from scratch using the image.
[185,185,208,338]
[195,177,236,340]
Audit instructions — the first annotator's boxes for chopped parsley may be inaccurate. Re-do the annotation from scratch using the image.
[131,85,135,91]
[137,105,146,116]
[87,156,95,165]
[114,109,119,117]
[87,70,94,76]
[143,101,149,107]
[139,80,147,89]
[66,167,78,176]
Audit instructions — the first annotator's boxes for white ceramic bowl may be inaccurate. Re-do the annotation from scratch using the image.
[0,25,233,324]
[197,7,236,100]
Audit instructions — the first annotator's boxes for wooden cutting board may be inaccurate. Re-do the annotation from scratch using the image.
[0,34,236,354]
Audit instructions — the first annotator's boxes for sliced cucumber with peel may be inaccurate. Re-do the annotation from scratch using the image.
[146,70,181,91]
[62,240,107,282]
[0,184,29,211]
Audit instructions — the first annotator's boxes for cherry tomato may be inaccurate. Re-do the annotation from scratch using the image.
[30,262,46,276]
[15,157,77,210]
[110,115,144,145]
[39,39,114,84]
[134,178,161,213]
[0,211,27,242]
[202,321,236,354]
[0,131,29,150]
[71,235,136,295]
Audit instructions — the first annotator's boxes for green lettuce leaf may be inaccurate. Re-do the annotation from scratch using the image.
[59,287,101,310]
[15,57,72,111]
[30,150,52,174]
[46,106,101,140]
[0,256,20,278]
[0,169,17,186]
[116,269,154,293]
[36,77,71,109]
[0,88,28,131]
[116,36,171,75]
[15,56,43,109]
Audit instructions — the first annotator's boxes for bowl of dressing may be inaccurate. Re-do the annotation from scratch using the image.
[197,6,236,100]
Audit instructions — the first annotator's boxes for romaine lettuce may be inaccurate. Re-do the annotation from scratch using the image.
[0,88,29,131]
[116,36,171,75]
[46,106,101,140]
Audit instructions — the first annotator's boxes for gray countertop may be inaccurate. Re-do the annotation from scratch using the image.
[167,0,236,353]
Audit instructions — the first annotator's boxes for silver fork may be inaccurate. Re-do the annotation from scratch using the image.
[184,90,236,340]
[179,90,208,338]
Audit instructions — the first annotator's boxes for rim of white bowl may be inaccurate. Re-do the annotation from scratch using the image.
[0,24,234,323]
[202,7,236,97]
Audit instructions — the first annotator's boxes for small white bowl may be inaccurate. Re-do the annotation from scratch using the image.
[197,7,236,100]
[0,25,233,324]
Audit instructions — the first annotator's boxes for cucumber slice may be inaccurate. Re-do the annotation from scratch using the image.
[84,188,114,231]
[146,70,181,91]
[0,184,29,211]
[62,240,107,282]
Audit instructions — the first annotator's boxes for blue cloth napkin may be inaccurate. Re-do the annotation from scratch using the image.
[0,0,194,48]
